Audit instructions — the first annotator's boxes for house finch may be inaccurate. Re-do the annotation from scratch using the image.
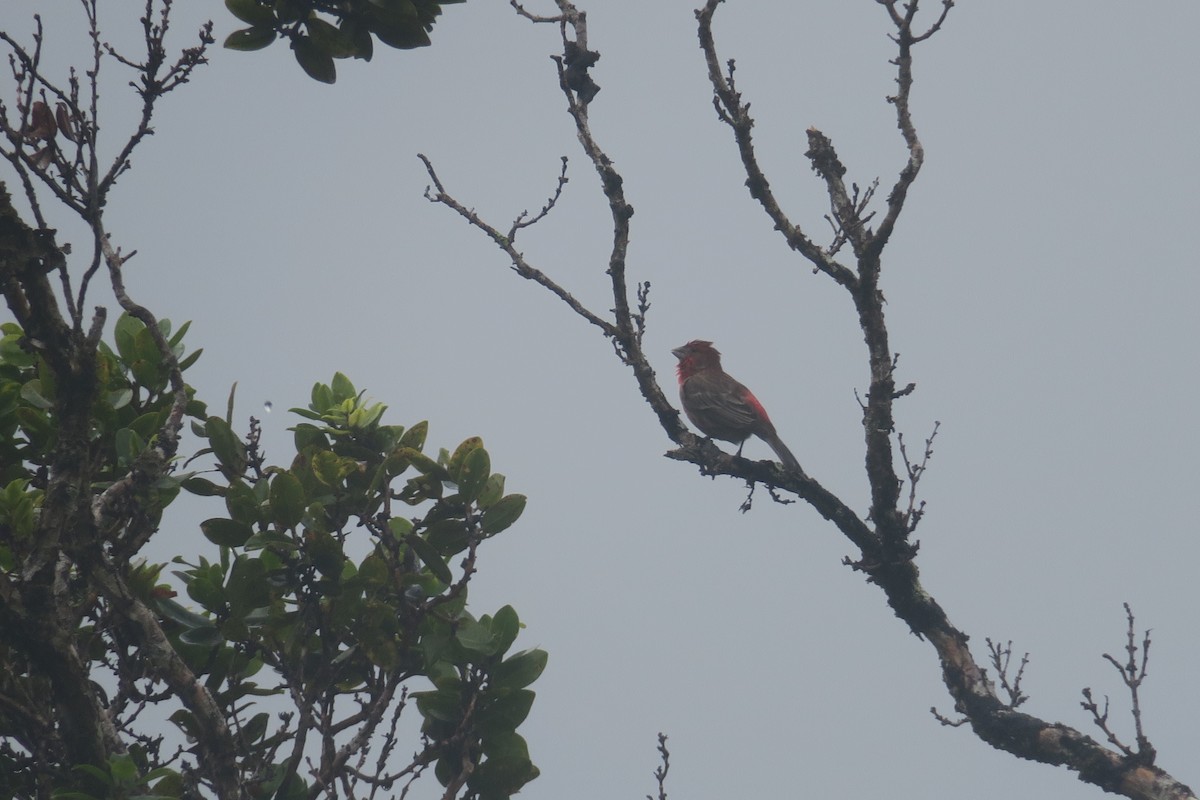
[673,340,800,472]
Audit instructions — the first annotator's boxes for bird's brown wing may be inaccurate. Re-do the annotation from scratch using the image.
[680,371,760,442]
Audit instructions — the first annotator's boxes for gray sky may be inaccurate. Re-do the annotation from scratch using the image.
[6,2,1200,798]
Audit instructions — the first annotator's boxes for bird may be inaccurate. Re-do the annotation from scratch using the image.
[673,339,800,472]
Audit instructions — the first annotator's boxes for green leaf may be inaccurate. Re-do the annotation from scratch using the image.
[341,18,374,60]
[311,449,346,486]
[358,552,388,587]
[109,753,137,785]
[491,649,547,690]
[456,445,490,503]
[107,387,133,410]
[182,477,223,497]
[471,731,537,797]
[370,17,432,49]
[425,518,470,556]
[491,605,520,657]
[114,313,142,363]
[180,625,224,646]
[242,712,271,744]
[476,473,505,509]
[154,597,213,630]
[356,601,400,668]
[178,347,204,372]
[200,517,253,547]
[226,0,276,26]
[227,556,271,616]
[406,533,452,584]
[481,494,526,535]
[388,516,414,537]
[399,420,427,449]
[330,372,356,402]
[455,618,497,655]
[397,447,448,480]
[224,26,277,51]
[476,688,535,738]
[225,479,261,524]
[413,688,462,723]
[268,472,305,529]
[0,333,36,367]
[304,529,344,577]
[167,319,192,348]
[306,16,357,58]
[19,380,52,409]
[448,436,482,479]
[205,416,247,475]
[114,427,146,467]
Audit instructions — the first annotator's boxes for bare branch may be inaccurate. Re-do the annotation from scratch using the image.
[985,638,1029,709]
[418,152,618,338]
[646,733,670,800]
[508,155,569,241]
[695,3,855,287]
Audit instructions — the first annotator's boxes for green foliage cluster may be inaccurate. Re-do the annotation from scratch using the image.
[223,0,465,83]
[0,315,205,554]
[0,319,544,799]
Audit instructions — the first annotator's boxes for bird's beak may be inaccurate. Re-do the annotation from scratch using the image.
[671,346,686,360]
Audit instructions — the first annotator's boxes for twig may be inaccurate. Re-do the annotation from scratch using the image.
[985,638,1028,709]
[1082,604,1157,766]
[646,733,670,800]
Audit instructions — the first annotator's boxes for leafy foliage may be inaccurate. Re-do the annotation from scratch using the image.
[0,320,543,799]
[223,0,466,83]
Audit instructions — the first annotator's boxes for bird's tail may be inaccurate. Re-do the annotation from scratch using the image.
[760,430,801,473]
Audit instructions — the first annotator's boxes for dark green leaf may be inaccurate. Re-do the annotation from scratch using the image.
[481,494,526,534]
[476,688,535,738]
[471,731,537,797]
[370,17,432,49]
[268,471,305,529]
[227,556,270,615]
[491,649,547,690]
[306,16,357,58]
[200,517,253,547]
[225,479,261,524]
[413,688,462,723]
[406,533,452,584]
[341,18,374,60]
[293,35,336,82]
[224,26,277,51]
[426,518,470,557]
[180,625,224,646]
[182,476,223,497]
[155,597,213,630]
[242,712,271,743]
[456,446,490,503]
[490,604,520,657]
[225,0,276,26]
[206,416,248,474]
[304,529,344,577]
